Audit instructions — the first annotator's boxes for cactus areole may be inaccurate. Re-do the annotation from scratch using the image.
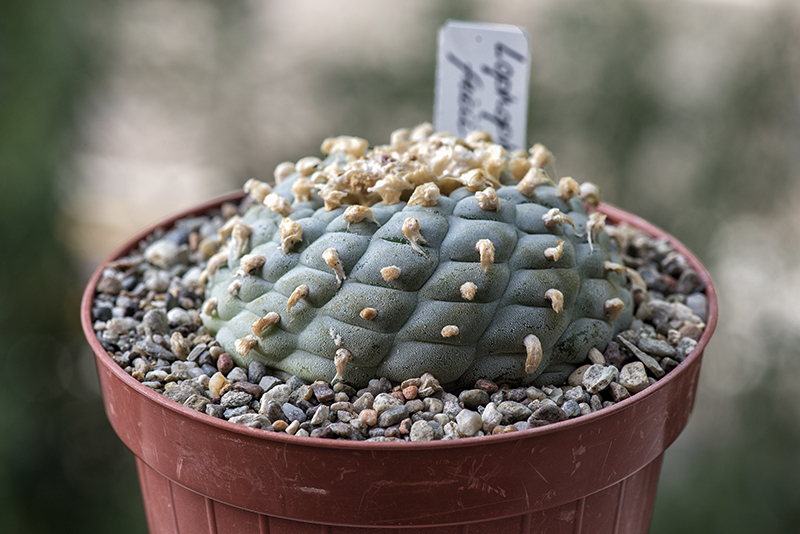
[200,125,633,388]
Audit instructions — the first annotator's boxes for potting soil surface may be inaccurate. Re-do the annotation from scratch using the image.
[90,196,709,441]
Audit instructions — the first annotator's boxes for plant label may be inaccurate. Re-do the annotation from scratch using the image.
[434,20,531,152]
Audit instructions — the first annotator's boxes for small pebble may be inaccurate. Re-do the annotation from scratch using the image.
[217,353,234,375]
[474,379,499,394]
[229,414,270,429]
[456,409,483,437]
[582,364,619,394]
[248,361,267,384]
[312,382,336,404]
[378,406,408,428]
[359,409,378,426]
[481,402,503,434]
[637,337,676,358]
[530,403,567,424]
[220,391,252,408]
[459,389,490,410]
[282,402,307,423]
[227,367,248,382]
[409,420,434,441]
[618,337,665,378]
[568,364,591,387]
[609,382,631,402]
[619,362,649,393]
[496,401,532,422]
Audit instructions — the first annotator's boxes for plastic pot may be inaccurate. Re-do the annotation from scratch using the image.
[81,193,718,534]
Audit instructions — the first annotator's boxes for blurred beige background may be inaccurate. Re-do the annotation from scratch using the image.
[3,0,799,531]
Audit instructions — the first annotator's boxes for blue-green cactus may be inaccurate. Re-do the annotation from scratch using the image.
[200,126,633,387]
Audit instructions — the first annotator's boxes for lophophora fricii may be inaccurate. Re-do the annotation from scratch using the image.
[200,124,634,388]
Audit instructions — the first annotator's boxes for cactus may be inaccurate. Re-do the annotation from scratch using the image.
[200,125,633,388]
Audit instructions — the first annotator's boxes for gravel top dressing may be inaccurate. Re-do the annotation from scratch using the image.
[90,126,709,442]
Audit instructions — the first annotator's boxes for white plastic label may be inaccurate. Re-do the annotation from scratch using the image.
[434,20,531,152]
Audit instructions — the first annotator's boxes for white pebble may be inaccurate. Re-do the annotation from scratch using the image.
[456,409,483,437]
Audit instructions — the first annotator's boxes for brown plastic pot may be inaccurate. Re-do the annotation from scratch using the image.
[81,192,718,534]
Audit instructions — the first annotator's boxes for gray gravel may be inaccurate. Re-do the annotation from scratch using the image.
[90,198,710,441]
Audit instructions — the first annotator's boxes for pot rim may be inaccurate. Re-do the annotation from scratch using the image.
[81,191,718,452]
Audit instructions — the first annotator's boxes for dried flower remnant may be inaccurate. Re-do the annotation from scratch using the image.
[218,215,243,240]
[475,187,500,211]
[230,222,253,259]
[381,265,401,281]
[243,178,272,203]
[529,143,555,169]
[389,127,411,148]
[402,217,427,257]
[475,239,495,272]
[508,150,532,181]
[287,284,309,313]
[343,205,380,227]
[333,348,353,382]
[264,193,293,217]
[604,298,625,322]
[321,135,369,158]
[580,182,601,207]
[545,289,564,313]
[318,183,348,211]
[273,162,296,184]
[202,250,229,283]
[544,241,564,262]
[291,176,314,203]
[587,212,607,252]
[323,248,346,289]
[236,254,266,276]
[295,156,321,177]
[603,261,626,276]
[441,325,459,338]
[516,168,552,197]
[460,281,478,301]
[459,168,499,193]
[407,182,441,207]
[252,312,280,337]
[202,297,218,316]
[368,174,412,205]
[464,130,493,146]
[523,334,543,374]
[228,279,242,297]
[360,307,378,320]
[625,267,648,295]
[279,218,303,254]
[235,334,259,356]
[542,208,578,234]
[556,177,581,202]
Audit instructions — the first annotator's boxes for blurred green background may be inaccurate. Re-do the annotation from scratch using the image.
[2,0,799,532]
